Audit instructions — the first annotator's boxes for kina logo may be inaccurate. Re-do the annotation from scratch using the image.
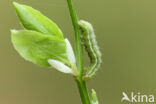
[121,92,155,103]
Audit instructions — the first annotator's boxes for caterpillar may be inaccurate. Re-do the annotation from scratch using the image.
[78,20,102,80]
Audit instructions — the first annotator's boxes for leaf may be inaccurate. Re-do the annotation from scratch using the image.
[13,2,64,39]
[48,59,73,74]
[91,89,99,104]
[11,30,70,67]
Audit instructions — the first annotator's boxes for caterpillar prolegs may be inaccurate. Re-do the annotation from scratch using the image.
[78,20,102,80]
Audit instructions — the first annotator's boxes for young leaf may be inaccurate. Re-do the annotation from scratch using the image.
[48,59,73,74]
[91,89,99,104]
[13,2,64,39]
[11,30,70,67]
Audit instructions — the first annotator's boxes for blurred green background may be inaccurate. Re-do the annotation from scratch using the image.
[1,0,156,104]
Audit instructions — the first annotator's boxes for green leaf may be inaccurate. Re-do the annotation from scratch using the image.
[11,30,70,67]
[13,2,64,39]
[91,89,99,104]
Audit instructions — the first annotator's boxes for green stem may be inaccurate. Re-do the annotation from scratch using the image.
[75,78,91,104]
[66,0,83,78]
[66,0,91,104]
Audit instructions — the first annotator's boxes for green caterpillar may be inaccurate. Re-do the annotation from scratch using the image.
[78,20,102,80]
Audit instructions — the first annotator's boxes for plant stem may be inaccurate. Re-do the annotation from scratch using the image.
[75,78,91,104]
[66,0,83,78]
[66,0,91,104]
